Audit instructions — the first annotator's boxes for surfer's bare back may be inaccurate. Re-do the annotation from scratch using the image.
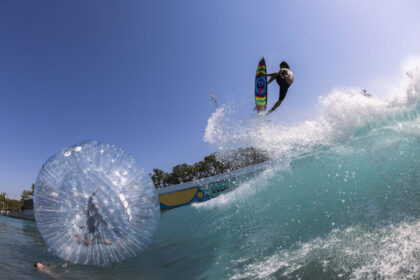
[265,61,294,114]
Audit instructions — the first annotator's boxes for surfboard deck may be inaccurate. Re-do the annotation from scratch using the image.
[255,57,267,113]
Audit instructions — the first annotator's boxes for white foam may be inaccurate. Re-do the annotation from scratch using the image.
[230,220,420,279]
[203,57,420,159]
[192,164,287,210]
[203,105,230,147]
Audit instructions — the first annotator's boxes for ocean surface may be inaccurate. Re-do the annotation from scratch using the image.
[2,58,420,279]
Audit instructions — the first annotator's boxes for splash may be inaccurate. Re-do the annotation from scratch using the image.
[204,57,420,158]
[193,164,287,210]
[196,57,420,279]
[230,220,420,279]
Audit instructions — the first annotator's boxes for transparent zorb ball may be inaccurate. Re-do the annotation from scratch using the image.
[34,140,160,266]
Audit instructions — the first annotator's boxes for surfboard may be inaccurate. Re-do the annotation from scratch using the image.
[255,57,267,113]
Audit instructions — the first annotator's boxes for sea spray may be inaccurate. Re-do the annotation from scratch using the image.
[204,57,420,159]
[195,57,420,279]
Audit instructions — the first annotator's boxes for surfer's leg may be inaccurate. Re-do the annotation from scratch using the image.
[269,99,283,113]
[269,80,290,114]
[279,78,290,101]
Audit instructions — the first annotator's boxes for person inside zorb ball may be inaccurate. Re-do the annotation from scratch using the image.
[34,140,160,266]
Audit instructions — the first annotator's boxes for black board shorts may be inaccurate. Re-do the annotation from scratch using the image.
[276,76,290,101]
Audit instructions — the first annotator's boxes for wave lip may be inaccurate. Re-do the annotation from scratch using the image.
[203,56,420,160]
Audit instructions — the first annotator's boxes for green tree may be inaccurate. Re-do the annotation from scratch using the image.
[149,168,168,188]
[149,146,269,188]
[172,163,194,183]
[0,192,6,210]
[20,183,35,201]
[7,199,22,211]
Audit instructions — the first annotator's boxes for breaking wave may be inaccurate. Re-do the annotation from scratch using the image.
[196,57,420,279]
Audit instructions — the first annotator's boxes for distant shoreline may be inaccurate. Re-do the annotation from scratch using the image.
[0,209,34,221]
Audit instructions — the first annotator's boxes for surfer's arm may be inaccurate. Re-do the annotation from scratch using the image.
[267,75,277,85]
[266,72,280,85]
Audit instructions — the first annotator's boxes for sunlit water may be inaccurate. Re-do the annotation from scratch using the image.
[2,58,420,279]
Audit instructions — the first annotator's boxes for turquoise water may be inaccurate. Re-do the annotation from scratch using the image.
[2,131,420,279]
[2,59,420,279]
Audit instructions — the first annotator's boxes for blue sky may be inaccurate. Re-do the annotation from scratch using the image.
[1,0,420,199]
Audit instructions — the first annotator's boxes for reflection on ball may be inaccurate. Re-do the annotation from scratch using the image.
[34,140,160,266]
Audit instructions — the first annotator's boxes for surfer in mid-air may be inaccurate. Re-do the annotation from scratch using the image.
[265,61,294,114]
